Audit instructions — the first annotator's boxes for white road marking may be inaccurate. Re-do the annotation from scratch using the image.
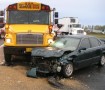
[0,44,4,48]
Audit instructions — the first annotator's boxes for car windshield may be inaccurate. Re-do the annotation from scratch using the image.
[51,37,80,50]
[8,11,49,24]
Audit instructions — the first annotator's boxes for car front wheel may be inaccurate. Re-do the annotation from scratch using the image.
[99,55,105,66]
[62,62,73,78]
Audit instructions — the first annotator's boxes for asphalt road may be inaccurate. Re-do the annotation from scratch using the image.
[0,39,105,90]
[73,65,105,90]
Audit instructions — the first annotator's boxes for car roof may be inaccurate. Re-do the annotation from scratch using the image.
[57,35,94,39]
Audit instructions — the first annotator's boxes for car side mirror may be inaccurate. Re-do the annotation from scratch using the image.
[78,47,86,52]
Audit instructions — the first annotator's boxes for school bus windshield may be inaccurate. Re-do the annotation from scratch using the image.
[8,10,49,24]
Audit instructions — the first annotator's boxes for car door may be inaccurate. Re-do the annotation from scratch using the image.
[89,37,102,63]
[74,38,93,69]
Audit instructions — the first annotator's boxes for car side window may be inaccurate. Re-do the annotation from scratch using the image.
[79,38,90,49]
[89,37,101,47]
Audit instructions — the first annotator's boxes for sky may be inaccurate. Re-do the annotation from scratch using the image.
[0,0,105,25]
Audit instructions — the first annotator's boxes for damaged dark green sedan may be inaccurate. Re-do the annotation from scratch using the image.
[31,35,105,77]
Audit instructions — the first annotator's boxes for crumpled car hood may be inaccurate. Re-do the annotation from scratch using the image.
[31,47,65,57]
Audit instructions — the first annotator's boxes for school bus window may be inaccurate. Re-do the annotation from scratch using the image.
[8,10,49,24]
[8,11,28,24]
[29,11,49,24]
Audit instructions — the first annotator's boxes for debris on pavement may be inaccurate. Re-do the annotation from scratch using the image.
[48,76,64,89]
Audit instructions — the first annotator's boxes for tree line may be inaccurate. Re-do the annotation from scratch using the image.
[84,25,105,31]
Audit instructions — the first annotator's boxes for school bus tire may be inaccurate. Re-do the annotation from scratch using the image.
[4,53,12,66]
[0,34,1,39]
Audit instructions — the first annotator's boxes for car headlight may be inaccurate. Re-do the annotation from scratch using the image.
[6,38,12,43]
[48,39,54,44]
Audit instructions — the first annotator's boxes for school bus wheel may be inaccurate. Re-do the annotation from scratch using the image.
[4,53,12,66]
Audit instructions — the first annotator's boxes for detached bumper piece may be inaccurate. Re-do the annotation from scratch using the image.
[27,68,37,78]
[26,67,50,78]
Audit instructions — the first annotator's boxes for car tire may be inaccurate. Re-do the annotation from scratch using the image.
[62,62,73,78]
[99,55,105,66]
[4,54,12,66]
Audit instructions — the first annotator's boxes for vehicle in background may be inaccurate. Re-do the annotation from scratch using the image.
[4,2,58,65]
[56,17,86,35]
[31,35,105,77]
[102,29,105,34]
[0,11,5,39]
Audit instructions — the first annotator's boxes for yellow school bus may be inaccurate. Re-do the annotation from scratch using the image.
[4,2,56,64]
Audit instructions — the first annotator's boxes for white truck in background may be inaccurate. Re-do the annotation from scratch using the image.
[55,17,86,35]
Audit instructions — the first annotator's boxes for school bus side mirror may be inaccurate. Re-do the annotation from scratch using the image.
[57,24,63,28]
[54,12,58,18]
[55,19,58,24]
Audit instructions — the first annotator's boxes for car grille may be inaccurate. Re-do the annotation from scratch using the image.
[16,33,43,44]
[77,30,84,34]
